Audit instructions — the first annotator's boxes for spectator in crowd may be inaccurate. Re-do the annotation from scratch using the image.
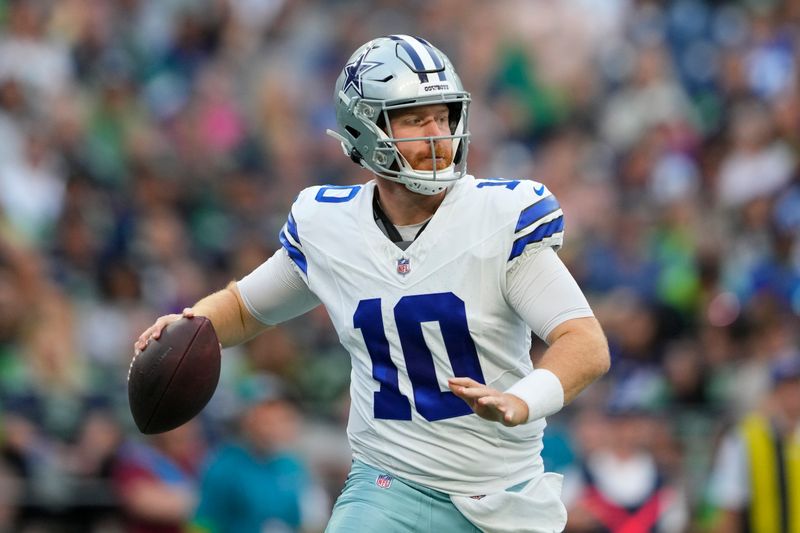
[562,408,688,533]
[0,456,20,532]
[61,409,125,532]
[707,353,800,533]
[112,421,205,533]
[191,377,329,533]
[0,408,55,532]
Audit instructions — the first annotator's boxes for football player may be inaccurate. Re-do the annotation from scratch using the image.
[135,35,610,532]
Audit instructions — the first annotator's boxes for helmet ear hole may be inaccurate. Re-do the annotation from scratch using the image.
[344,125,363,163]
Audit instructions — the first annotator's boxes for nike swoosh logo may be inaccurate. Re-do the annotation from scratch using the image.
[533,184,545,196]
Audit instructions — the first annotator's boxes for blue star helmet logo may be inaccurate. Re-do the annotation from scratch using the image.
[342,49,382,98]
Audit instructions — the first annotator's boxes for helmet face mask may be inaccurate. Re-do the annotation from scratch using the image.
[329,36,471,195]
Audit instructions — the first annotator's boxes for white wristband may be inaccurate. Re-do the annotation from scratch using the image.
[505,368,565,423]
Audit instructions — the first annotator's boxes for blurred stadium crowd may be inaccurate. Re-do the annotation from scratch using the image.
[0,0,798,531]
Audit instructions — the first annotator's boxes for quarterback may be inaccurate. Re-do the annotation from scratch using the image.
[136,35,610,532]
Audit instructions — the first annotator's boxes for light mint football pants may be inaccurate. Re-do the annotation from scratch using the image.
[325,460,483,532]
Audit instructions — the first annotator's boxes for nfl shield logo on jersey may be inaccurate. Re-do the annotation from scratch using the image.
[376,474,393,489]
[396,257,411,276]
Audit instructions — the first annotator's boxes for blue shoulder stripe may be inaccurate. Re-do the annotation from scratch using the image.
[286,211,300,243]
[516,195,560,233]
[279,230,307,274]
[508,216,564,261]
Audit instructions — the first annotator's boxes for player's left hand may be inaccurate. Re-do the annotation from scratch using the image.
[448,377,529,427]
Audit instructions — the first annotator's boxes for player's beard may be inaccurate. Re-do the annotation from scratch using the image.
[408,142,453,171]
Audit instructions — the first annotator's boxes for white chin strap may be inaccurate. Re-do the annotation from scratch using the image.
[399,165,457,195]
[405,181,448,195]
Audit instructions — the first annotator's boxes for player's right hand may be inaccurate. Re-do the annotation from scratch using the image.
[134,308,194,356]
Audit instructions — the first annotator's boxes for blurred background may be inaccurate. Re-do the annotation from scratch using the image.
[0,0,797,531]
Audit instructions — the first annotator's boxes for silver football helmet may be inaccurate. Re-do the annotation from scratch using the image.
[327,35,471,195]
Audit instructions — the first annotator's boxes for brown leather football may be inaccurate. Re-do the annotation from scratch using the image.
[128,316,220,434]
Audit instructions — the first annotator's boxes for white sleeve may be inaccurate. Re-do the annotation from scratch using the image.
[706,432,749,510]
[505,247,594,341]
[236,248,321,326]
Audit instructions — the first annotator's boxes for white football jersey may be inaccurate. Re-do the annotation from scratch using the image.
[279,175,565,496]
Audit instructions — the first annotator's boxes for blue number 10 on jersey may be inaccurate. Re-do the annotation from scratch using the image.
[354,292,486,422]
